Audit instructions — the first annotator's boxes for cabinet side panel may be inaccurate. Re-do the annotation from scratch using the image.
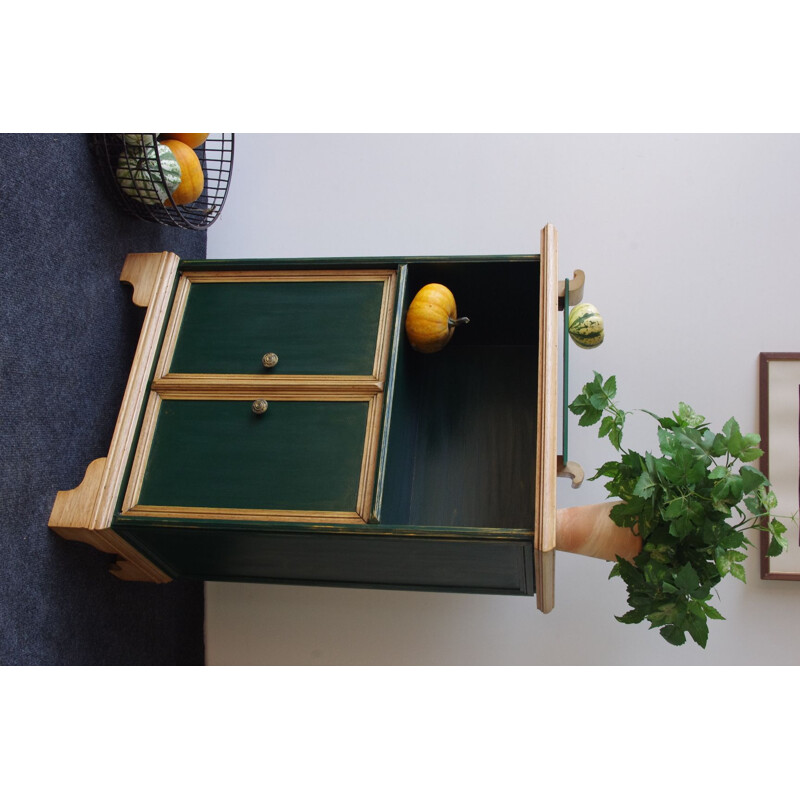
[113,525,535,595]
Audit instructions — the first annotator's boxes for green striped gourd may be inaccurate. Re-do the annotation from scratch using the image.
[118,133,159,148]
[568,302,604,349]
[115,143,181,205]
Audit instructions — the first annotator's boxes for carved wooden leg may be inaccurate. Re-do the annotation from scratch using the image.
[48,252,180,582]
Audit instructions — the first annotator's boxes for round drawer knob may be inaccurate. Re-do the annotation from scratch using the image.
[262,352,279,369]
[252,399,269,415]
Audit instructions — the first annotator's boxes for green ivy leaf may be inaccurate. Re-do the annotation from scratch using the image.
[739,446,764,463]
[723,417,744,457]
[633,471,657,499]
[740,466,768,494]
[702,602,725,621]
[730,562,747,583]
[685,612,709,648]
[578,407,603,427]
[615,608,647,625]
[677,402,705,428]
[660,625,687,646]
[674,563,700,593]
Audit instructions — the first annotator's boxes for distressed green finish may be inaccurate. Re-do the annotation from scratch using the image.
[170,279,385,375]
[139,399,370,512]
[112,521,535,595]
[375,261,539,528]
[114,254,545,597]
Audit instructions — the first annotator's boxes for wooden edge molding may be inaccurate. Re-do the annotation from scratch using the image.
[48,252,181,582]
[534,223,559,613]
[184,269,396,282]
[122,505,366,525]
[151,375,385,398]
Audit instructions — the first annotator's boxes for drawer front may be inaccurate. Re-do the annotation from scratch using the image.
[123,396,379,523]
[163,272,393,377]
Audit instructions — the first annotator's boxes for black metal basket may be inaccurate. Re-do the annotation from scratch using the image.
[91,133,235,230]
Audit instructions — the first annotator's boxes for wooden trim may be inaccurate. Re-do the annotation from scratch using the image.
[154,273,191,380]
[49,252,180,582]
[151,374,384,398]
[121,391,161,515]
[357,395,384,521]
[759,352,800,580]
[373,270,397,383]
[122,505,366,524]
[183,269,396,282]
[534,224,559,613]
[558,268,585,308]
[371,264,409,522]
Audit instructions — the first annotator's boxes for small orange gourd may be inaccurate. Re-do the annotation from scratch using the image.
[160,138,205,206]
[160,133,209,149]
[405,283,470,353]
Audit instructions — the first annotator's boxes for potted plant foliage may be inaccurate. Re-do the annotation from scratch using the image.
[559,372,792,648]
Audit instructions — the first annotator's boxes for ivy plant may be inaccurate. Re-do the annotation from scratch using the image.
[569,372,791,648]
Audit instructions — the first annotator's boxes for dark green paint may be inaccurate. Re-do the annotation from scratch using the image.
[170,279,385,375]
[139,399,370,512]
[376,262,539,528]
[112,523,535,595]
[113,255,545,597]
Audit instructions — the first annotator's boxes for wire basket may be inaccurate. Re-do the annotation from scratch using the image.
[90,133,235,230]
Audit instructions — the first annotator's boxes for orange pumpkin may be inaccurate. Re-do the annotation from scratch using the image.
[404,283,469,353]
[160,138,205,206]
[160,133,209,149]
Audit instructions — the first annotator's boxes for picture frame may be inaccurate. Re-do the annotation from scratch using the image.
[758,352,800,580]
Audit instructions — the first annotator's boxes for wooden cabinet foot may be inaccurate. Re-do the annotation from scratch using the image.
[50,457,171,582]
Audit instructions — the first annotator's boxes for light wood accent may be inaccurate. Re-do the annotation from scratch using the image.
[49,252,181,582]
[185,270,395,283]
[557,457,585,488]
[121,391,162,515]
[151,375,385,398]
[373,271,397,383]
[357,394,386,522]
[558,268,585,306]
[153,274,191,379]
[534,223,559,613]
[123,506,366,524]
[556,502,641,562]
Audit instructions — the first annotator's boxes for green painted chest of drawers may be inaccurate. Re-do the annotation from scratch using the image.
[50,225,571,612]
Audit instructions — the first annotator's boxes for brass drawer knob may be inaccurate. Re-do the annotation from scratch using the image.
[262,352,279,368]
[252,399,269,415]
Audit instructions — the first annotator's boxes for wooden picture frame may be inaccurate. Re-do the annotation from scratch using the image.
[759,352,800,580]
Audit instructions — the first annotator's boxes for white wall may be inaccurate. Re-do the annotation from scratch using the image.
[205,133,800,665]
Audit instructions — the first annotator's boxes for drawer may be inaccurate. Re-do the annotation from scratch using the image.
[122,395,383,524]
[158,271,395,378]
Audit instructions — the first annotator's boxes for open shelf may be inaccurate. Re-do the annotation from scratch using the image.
[374,259,540,529]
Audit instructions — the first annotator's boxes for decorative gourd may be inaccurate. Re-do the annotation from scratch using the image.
[405,283,469,353]
[568,302,604,349]
[115,143,181,205]
[160,138,205,206]
[119,133,159,149]
[160,133,209,149]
